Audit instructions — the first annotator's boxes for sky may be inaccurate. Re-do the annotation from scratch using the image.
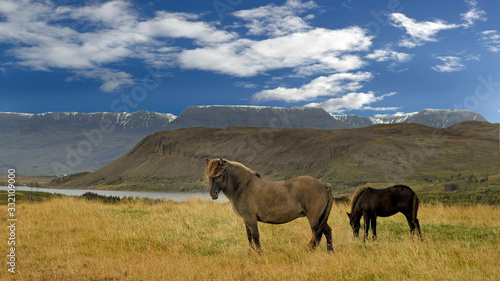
[0,0,499,122]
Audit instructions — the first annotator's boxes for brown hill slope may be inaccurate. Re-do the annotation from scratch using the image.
[56,121,500,193]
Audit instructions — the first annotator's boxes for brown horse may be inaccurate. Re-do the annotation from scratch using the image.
[347,185,423,242]
[205,159,334,253]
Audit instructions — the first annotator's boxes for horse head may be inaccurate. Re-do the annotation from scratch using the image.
[346,212,360,238]
[205,158,228,200]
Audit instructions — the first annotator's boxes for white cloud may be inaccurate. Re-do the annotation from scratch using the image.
[0,0,406,113]
[480,30,500,53]
[56,0,137,28]
[232,0,317,37]
[137,12,236,44]
[75,68,135,93]
[234,81,258,89]
[0,0,374,92]
[389,13,460,48]
[461,0,487,28]
[179,26,372,77]
[0,0,393,113]
[57,2,236,44]
[366,49,412,63]
[305,92,398,114]
[432,56,465,72]
[0,0,235,92]
[464,54,481,61]
[374,111,417,118]
[252,72,373,102]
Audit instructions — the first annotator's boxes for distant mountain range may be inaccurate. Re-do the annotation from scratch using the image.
[170,106,487,129]
[331,109,487,128]
[0,110,176,135]
[0,106,489,175]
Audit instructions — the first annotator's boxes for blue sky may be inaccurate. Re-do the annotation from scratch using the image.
[0,0,499,122]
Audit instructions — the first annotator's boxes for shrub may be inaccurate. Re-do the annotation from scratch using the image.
[444,183,459,192]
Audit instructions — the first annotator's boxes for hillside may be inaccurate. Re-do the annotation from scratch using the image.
[56,121,500,197]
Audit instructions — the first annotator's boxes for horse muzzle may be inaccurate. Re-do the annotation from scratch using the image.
[210,191,219,200]
[210,181,222,200]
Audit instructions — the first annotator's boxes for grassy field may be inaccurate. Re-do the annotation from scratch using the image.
[1,197,499,280]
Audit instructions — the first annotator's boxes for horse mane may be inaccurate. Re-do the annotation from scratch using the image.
[349,186,372,212]
[229,160,258,174]
[205,159,260,183]
[205,159,228,183]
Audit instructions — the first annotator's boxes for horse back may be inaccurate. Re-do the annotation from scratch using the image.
[357,185,416,217]
[285,176,331,202]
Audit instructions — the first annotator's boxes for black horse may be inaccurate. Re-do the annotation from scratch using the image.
[347,185,423,242]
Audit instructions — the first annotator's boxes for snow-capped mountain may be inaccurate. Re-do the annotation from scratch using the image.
[0,111,176,175]
[1,108,485,137]
[331,109,487,128]
[166,105,349,130]
[0,110,176,135]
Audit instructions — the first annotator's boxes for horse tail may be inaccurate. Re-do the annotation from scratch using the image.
[318,183,334,231]
[412,192,419,222]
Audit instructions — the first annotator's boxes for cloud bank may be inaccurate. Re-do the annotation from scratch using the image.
[0,0,493,114]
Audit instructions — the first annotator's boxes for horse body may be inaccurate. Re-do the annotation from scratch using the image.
[239,177,329,224]
[206,159,334,253]
[347,185,422,242]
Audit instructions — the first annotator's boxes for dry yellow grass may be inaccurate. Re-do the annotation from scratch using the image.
[1,197,499,280]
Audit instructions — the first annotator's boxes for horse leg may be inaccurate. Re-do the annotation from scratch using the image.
[244,219,261,253]
[404,213,416,240]
[323,223,334,253]
[414,218,423,241]
[371,215,377,241]
[363,214,370,242]
[307,217,323,251]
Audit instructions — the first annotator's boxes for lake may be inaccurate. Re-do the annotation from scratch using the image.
[2,186,228,203]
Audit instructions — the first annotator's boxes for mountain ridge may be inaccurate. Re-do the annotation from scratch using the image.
[0,107,491,175]
[0,110,176,135]
[1,107,488,132]
[331,109,487,128]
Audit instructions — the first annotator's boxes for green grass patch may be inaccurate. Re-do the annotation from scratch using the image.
[0,190,62,204]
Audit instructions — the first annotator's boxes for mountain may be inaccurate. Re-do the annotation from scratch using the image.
[56,121,500,194]
[0,107,490,176]
[0,110,176,135]
[0,111,176,175]
[331,109,487,128]
[165,105,349,130]
[168,106,487,130]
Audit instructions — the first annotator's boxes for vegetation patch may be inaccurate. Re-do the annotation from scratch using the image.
[0,190,62,205]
